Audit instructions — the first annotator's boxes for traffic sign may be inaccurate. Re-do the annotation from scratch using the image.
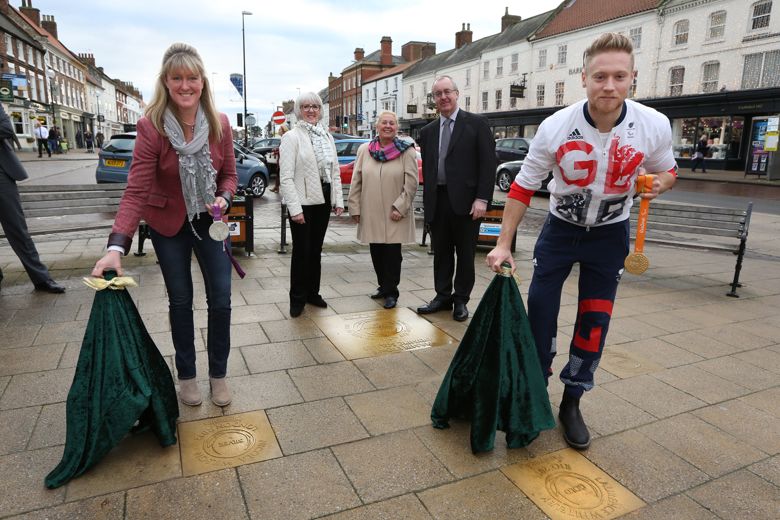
[246,114,256,127]
[272,111,286,125]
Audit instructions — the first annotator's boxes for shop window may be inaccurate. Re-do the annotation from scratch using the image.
[673,20,689,46]
[701,61,720,93]
[495,89,502,110]
[750,0,772,30]
[630,27,642,50]
[742,50,780,89]
[708,11,727,39]
[536,83,545,107]
[671,116,743,160]
[555,81,564,105]
[669,66,685,96]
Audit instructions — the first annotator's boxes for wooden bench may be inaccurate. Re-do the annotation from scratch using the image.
[629,200,753,297]
[6,183,125,238]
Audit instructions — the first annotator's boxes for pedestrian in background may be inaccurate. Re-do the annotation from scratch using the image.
[91,43,237,408]
[34,121,50,158]
[96,131,105,150]
[0,102,65,294]
[348,111,418,310]
[691,135,709,173]
[48,126,60,154]
[269,123,288,193]
[279,92,344,317]
[76,129,83,149]
[84,129,94,153]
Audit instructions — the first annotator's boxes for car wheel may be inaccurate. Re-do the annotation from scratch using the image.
[497,169,513,192]
[248,173,267,197]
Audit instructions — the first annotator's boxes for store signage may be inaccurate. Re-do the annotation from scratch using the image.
[407,104,417,113]
[0,80,12,102]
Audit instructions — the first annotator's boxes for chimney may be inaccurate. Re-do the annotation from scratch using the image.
[19,0,41,27]
[455,23,473,49]
[41,14,58,39]
[354,48,364,61]
[401,41,436,62]
[0,0,9,16]
[78,53,96,67]
[501,7,522,32]
[421,42,436,59]
[380,36,392,66]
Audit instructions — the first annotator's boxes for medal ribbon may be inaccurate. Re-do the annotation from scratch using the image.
[213,203,246,279]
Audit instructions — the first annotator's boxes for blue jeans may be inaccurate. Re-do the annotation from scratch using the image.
[150,213,232,379]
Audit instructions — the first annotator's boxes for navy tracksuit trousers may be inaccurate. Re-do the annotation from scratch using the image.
[527,215,630,398]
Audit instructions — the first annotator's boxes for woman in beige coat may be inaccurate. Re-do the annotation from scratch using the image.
[348,111,418,309]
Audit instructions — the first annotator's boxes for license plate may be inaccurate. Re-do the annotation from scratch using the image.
[105,159,126,167]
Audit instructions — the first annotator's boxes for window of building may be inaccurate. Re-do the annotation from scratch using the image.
[5,35,12,56]
[557,44,567,65]
[465,95,471,111]
[536,83,545,107]
[465,68,471,87]
[630,27,642,50]
[673,20,689,45]
[422,82,427,97]
[394,77,398,90]
[671,116,744,160]
[669,66,685,96]
[554,81,564,105]
[510,96,517,108]
[384,79,388,93]
[701,61,720,93]
[511,53,518,72]
[708,11,727,39]
[409,85,414,100]
[496,57,503,76]
[751,0,772,30]
[17,41,24,61]
[366,88,370,99]
[630,71,638,98]
[482,91,488,111]
[495,89,502,110]
[483,61,489,80]
[538,49,547,69]
[742,50,780,88]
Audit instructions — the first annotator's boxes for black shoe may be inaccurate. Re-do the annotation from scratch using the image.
[383,296,397,309]
[453,303,469,322]
[34,279,66,294]
[290,303,304,317]
[559,392,590,449]
[369,289,384,299]
[307,295,327,308]
[417,299,453,314]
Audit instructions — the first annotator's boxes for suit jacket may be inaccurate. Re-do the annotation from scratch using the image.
[418,109,496,223]
[0,104,28,181]
[109,113,237,251]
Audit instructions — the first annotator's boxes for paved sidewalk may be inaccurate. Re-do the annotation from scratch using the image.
[0,195,778,519]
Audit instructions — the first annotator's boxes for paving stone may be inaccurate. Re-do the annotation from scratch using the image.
[652,365,751,404]
[302,336,346,364]
[238,449,360,519]
[126,468,247,519]
[353,351,439,389]
[658,330,739,359]
[241,340,316,373]
[697,325,774,352]
[412,344,457,375]
[0,324,40,349]
[639,413,766,477]
[289,360,374,401]
[598,345,665,379]
[612,337,705,368]
[578,387,656,435]
[27,403,66,449]
[693,400,780,455]
[64,431,181,501]
[58,342,82,368]
[345,386,432,435]
[0,446,66,517]
[686,470,780,520]
[321,494,432,520]
[5,492,126,520]
[733,347,780,375]
[332,430,452,503]
[267,397,368,454]
[586,430,709,502]
[693,356,777,391]
[749,455,780,486]
[230,302,285,323]
[261,317,325,343]
[0,407,39,455]
[0,344,65,377]
[418,470,545,520]
[603,375,706,418]
[217,371,303,415]
[34,321,87,346]
[0,368,75,410]
[621,494,718,519]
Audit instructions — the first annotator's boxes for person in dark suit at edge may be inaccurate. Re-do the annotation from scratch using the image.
[416,75,496,321]
[0,102,66,294]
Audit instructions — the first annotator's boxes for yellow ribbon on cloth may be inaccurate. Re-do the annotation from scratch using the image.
[82,276,138,291]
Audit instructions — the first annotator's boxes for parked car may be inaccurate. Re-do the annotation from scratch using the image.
[334,138,370,165]
[495,137,532,164]
[234,143,270,197]
[495,159,552,193]
[95,132,136,183]
[340,151,423,185]
[234,141,267,166]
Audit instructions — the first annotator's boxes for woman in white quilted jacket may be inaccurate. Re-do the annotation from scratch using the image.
[279,92,344,317]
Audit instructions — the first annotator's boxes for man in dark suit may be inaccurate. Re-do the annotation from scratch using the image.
[416,76,496,321]
[0,103,65,294]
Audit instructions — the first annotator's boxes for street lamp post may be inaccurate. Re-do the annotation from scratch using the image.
[46,67,56,129]
[242,10,252,147]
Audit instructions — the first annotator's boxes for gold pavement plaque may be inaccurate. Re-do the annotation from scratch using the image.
[178,411,282,476]
[312,307,457,360]
[501,449,644,520]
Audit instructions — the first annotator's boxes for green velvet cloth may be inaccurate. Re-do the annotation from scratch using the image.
[431,271,555,453]
[45,272,179,489]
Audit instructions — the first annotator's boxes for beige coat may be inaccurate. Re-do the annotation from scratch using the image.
[348,143,418,244]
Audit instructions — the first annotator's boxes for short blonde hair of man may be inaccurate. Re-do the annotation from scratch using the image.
[374,110,398,130]
[582,33,634,72]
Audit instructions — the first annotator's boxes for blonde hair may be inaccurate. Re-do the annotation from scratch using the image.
[374,110,398,129]
[583,33,634,72]
[145,43,222,142]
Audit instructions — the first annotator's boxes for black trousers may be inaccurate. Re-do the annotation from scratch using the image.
[429,186,480,305]
[37,138,50,157]
[370,243,402,298]
[288,185,331,306]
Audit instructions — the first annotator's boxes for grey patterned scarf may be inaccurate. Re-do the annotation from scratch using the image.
[298,120,334,183]
[163,106,217,229]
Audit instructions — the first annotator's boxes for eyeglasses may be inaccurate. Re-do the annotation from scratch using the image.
[301,104,321,111]
[433,89,457,98]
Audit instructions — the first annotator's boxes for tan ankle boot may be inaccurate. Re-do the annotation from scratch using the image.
[210,377,232,406]
[178,378,202,406]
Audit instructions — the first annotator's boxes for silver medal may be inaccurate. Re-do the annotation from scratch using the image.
[209,220,230,241]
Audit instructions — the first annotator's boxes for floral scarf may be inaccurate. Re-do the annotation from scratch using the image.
[368,137,411,162]
[298,120,334,183]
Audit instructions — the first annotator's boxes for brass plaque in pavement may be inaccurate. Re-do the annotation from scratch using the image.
[178,410,282,476]
[501,448,644,520]
[312,307,457,360]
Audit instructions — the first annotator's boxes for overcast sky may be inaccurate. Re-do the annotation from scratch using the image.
[28,0,562,126]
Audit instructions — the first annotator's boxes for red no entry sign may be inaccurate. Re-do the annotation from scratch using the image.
[272,111,286,124]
